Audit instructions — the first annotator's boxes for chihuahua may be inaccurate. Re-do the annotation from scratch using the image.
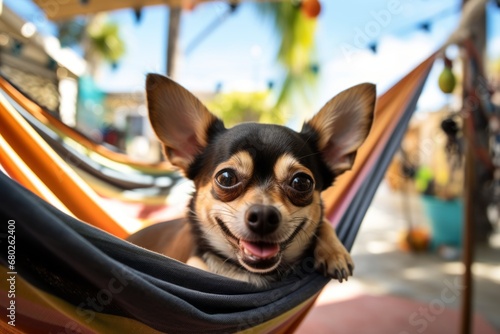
[135,74,375,287]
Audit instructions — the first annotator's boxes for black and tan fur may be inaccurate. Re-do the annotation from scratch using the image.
[138,74,375,287]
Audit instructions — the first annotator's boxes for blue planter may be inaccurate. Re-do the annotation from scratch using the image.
[420,195,463,249]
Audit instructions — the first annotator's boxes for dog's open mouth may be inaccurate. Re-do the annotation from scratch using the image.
[238,240,281,273]
[215,217,307,274]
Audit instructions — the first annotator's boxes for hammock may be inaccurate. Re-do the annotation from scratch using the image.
[0,88,192,224]
[0,85,181,192]
[0,76,172,175]
[0,54,435,333]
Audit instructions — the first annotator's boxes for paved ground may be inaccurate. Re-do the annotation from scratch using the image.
[297,182,500,333]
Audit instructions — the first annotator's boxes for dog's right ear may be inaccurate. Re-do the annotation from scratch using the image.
[146,74,223,173]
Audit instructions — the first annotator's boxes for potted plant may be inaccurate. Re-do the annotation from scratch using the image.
[414,115,464,253]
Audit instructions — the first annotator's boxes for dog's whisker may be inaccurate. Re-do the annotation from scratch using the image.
[221,202,239,212]
[296,150,322,160]
[215,211,235,219]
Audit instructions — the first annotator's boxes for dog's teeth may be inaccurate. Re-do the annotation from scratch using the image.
[242,246,263,260]
[243,246,255,258]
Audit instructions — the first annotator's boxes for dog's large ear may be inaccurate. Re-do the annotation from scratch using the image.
[146,74,222,173]
[303,83,376,175]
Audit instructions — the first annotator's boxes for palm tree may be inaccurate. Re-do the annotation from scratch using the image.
[256,2,319,122]
[57,14,126,76]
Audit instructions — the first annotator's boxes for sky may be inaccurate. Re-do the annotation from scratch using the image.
[5,0,500,123]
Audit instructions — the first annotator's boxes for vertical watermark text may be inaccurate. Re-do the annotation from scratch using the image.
[6,220,17,327]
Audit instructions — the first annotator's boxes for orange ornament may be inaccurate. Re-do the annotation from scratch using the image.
[182,0,197,11]
[301,0,321,19]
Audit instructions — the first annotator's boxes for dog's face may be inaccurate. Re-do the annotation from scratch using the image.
[187,123,329,275]
[146,74,375,280]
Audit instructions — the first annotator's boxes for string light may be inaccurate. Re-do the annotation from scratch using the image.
[0,33,10,46]
[185,3,239,55]
[21,22,37,38]
[362,3,460,53]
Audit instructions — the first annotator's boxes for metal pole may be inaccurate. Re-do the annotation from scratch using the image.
[166,7,181,78]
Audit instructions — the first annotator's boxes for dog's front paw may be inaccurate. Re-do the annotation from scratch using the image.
[314,244,354,282]
[314,222,354,282]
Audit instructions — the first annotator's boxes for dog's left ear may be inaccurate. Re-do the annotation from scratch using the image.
[303,83,376,175]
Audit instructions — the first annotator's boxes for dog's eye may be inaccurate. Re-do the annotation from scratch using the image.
[215,169,239,188]
[290,173,313,192]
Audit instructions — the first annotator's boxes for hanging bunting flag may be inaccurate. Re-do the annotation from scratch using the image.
[310,63,320,74]
[419,22,431,32]
[134,8,143,23]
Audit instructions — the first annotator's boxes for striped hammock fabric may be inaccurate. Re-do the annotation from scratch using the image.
[0,53,435,333]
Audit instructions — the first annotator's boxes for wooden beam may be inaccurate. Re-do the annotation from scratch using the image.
[461,103,475,334]
[459,1,486,334]
[33,0,179,21]
[32,0,280,21]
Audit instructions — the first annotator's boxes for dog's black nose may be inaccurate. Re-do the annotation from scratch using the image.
[245,205,281,235]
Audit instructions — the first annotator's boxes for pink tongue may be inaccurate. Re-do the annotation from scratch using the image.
[241,240,279,259]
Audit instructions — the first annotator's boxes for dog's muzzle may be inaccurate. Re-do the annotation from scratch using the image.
[238,204,282,273]
[215,206,307,274]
